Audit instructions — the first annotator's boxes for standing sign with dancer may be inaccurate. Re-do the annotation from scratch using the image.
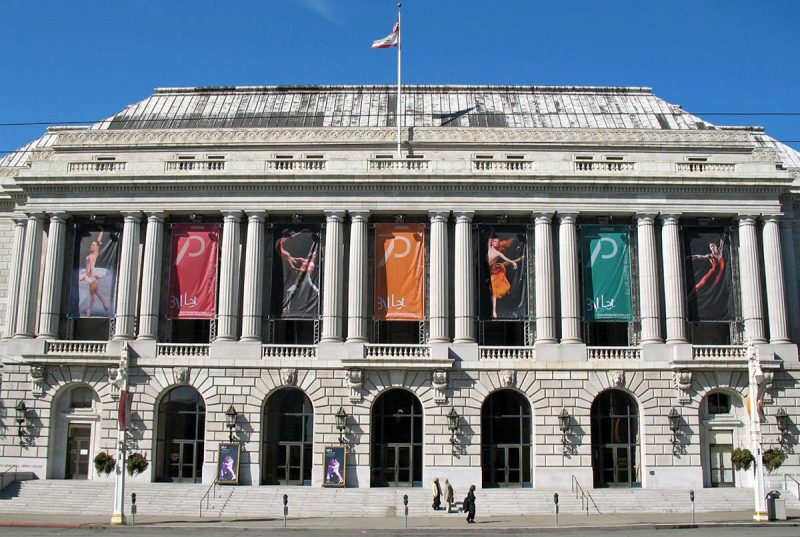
[322,445,346,487]
[684,227,733,321]
[271,226,321,318]
[478,226,528,320]
[68,225,121,318]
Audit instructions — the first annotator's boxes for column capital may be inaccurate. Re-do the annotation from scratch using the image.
[558,213,578,224]
[636,213,658,222]
[221,211,242,223]
[737,214,759,224]
[349,210,370,223]
[660,214,681,225]
[429,211,450,223]
[245,210,267,222]
[121,212,142,223]
[145,211,167,222]
[25,212,46,221]
[762,214,781,224]
[454,211,474,223]
[325,210,346,223]
[48,212,70,222]
[533,212,553,224]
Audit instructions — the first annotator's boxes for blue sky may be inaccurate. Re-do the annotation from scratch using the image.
[1,0,799,155]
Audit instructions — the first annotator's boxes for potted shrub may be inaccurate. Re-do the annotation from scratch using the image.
[763,448,787,474]
[126,452,149,477]
[94,452,117,475]
[731,448,754,471]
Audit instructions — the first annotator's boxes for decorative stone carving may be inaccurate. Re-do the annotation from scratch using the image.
[29,365,47,398]
[610,370,625,388]
[175,367,190,385]
[280,368,297,386]
[432,370,448,405]
[108,342,129,400]
[347,369,363,403]
[673,370,693,404]
[751,148,781,163]
[762,371,775,405]
[500,370,516,387]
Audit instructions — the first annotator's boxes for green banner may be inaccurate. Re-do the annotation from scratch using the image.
[581,225,632,322]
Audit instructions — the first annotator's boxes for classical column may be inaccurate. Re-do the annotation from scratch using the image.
[738,215,766,343]
[429,211,450,343]
[14,214,45,338]
[216,211,242,341]
[241,211,266,342]
[661,214,687,343]
[3,218,26,338]
[137,213,166,340]
[780,217,800,342]
[346,211,369,342]
[534,212,556,343]
[37,213,68,338]
[558,213,581,343]
[762,215,789,343]
[637,214,662,344]
[454,211,475,343]
[113,213,142,340]
[321,211,345,342]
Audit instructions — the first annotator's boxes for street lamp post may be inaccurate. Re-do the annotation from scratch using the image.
[110,343,130,526]
[747,341,767,522]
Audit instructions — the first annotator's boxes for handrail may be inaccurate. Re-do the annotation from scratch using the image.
[785,475,800,500]
[571,475,601,515]
[0,465,18,492]
[199,479,219,517]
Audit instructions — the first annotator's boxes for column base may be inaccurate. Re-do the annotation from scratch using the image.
[110,513,127,525]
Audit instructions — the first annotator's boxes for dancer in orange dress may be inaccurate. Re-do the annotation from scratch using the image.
[487,236,522,319]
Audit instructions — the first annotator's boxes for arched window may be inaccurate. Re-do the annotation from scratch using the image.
[69,386,93,409]
[481,390,532,487]
[262,388,314,485]
[155,386,205,483]
[370,389,423,487]
[591,390,640,487]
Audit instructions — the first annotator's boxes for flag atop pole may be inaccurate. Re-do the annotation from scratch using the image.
[371,4,403,157]
[372,22,399,48]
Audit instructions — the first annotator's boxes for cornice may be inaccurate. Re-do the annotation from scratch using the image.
[54,126,756,150]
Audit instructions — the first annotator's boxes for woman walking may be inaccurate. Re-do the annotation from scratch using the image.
[444,479,454,513]
[431,477,442,510]
[465,484,476,523]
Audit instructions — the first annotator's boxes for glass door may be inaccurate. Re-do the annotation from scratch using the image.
[278,442,306,485]
[168,440,202,482]
[65,425,91,479]
[708,430,735,487]
[384,444,413,487]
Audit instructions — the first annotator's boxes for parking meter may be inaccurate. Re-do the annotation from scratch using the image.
[131,493,137,505]
[130,493,137,524]
[554,492,560,525]
[403,494,409,527]
[689,490,695,524]
[283,494,288,526]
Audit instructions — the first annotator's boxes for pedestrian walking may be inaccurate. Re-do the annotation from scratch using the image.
[431,477,442,510]
[465,484,476,523]
[444,479,454,513]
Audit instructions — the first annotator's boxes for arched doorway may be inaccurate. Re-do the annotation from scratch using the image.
[48,384,102,479]
[591,389,641,487]
[155,386,205,483]
[481,389,532,487]
[700,390,746,488]
[262,388,314,485]
[370,389,423,487]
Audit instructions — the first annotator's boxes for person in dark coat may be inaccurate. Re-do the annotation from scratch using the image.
[465,484,476,523]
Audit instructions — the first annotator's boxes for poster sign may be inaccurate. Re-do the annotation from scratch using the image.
[68,225,121,318]
[217,442,241,485]
[684,227,732,321]
[581,225,633,322]
[323,445,346,487]
[271,226,321,318]
[478,226,528,320]
[374,223,425,321]
[167,224,220,319]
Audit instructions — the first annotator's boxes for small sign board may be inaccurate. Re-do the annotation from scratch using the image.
[217,442,241,485]
[322,445,346,487]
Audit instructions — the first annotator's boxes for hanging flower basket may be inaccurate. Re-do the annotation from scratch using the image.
[126,452,150,476]
[762,448,787,474]
[93,452,117,475]
[731,448,754,471]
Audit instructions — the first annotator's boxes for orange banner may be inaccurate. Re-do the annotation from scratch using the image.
[375,223,425,321]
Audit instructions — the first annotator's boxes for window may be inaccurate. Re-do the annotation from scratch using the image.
[70,387,93,409]
[708,393,731,415]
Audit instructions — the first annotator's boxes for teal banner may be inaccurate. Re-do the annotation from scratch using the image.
[581,226,633,322]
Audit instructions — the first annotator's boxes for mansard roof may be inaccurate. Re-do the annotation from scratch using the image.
[2,85,799,170]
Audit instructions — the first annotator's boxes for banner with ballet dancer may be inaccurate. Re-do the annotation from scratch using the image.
[581,225,633,322]
[374,223,425,321]
[68,225,121,318]
[478,226,528,320]
[683,227,733,321]
[271,226,321,319]
[167,223,220,319]
[322,445,346,487]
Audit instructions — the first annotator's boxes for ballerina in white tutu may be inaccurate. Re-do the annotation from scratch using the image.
[79,232,111,316]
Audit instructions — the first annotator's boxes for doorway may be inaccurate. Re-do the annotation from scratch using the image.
[481,390,532,487]
[155,386,205,483]
[708,430,735,487]
[591,390,641,487]
[262,388,313,485]
[371,390,423,487]
[65,424,91,479]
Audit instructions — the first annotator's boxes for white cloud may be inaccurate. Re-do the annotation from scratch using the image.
[295,0,343,24]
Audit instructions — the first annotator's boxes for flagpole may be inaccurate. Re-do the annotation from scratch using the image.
[396,3,402,158]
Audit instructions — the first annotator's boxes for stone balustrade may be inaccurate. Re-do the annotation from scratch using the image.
[364,344,431,359]
[262,344,317,359]
[692,345,747,360]
[472,159,533,172]
[68,161,126,173]
[479,346,535,360]
[165,160,225,172]
[266,159,325,171]
[368,159,429,171]
[156,343,210,358]
[587,346,641,360]
[677,162,736,173]
[575,161,635,172]
[45,340,108,356]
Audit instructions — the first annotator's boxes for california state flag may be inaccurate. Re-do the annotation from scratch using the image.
[372,21,399,48]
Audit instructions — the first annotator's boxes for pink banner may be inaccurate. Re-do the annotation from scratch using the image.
[167,223,220,319]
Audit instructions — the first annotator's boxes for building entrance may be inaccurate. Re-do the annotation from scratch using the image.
[262,388,313,485]
[371,390,422,487]
[481,390,532,487]
[591,390,640,487]
[65,424,91,479]
[156,386,205,483]
[708,430,735,487]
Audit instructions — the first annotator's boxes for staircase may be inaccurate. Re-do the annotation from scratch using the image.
[1,480,798,518]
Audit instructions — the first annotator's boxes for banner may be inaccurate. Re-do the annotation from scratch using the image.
[68,225,121,318]
[581,225,633,322]
[271,226,321,318]
[375,223,425,321]
[684,227,733,321]
[478,226,528,320]
[167,223,220,319]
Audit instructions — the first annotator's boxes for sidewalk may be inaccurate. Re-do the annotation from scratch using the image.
[0,510,798,530]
